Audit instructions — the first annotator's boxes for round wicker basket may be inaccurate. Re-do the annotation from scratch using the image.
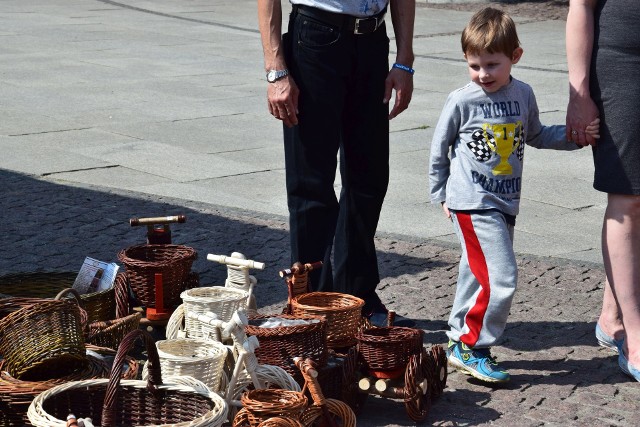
[291,292,364,349]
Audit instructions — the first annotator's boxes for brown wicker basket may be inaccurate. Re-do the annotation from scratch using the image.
[357,326,424,379]
[0,345,138,427]
[27,329,228,427]
[0,271,116,323]
[246,314,329,378]
[117,244,197,309]
[0,292,87,380]
[233,389,308,427]
[86,312,142,349]
[291,292,364,349]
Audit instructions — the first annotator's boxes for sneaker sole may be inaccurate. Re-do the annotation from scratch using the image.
[597,338,620,353]
[447,354,509,383]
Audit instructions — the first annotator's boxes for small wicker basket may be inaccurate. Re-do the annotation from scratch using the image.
[233,389,308,427]
[357,326,424,378]
[181,286,249,339]
[246,314,328,378]
[0,291,87,380]
[117,244,197,309]
[291,292,364,349]
[142,337,229,392]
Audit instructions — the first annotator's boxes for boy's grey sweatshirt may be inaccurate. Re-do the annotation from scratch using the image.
[429,78,578,217]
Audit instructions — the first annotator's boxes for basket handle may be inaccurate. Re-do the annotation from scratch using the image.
[101,329,162,427]
[54,288,84,307]
[114,272,130,318]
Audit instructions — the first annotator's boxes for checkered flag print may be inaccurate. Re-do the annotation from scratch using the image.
[514,128,525,160]
[467,129,493,162]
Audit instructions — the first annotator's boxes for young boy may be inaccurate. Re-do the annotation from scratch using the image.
[429,7,599,383]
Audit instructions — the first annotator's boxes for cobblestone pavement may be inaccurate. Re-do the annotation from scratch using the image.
[3,169,639,426]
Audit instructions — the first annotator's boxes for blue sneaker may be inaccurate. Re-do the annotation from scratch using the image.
[447,340,510,383]
[595,323,623,353]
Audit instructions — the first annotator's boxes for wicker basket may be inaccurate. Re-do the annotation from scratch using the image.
[117,244,197,309]
[0,292,87,380]
[181,286,249,339]
[0,345,138,427]
[0,271,116,323]
[233,389,307,427]
[27,329,228,427]
[290,292,364,349]
[357,326,423,379]
[85,312,142,349]
[141,337,228,392]
[245,314,328,379]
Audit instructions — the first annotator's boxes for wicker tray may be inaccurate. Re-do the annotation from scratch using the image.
[0,345,138,427]
[27,329,228,427]
[181,286,249,339]
[291,292,364,349]
[0,292,87,380]
[357,326,423,379]
[117,244,197,309]
[0,271,116,323]
[246,314,328,379]
[141,337,228,392]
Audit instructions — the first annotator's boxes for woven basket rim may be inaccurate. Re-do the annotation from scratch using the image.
[117,244,197,264]
[357,326,421,342]
[181,286,248,302]
[291,292,364,311]
[155,338,228,360]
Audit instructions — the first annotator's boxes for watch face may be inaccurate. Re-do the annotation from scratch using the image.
[267,70,277,82]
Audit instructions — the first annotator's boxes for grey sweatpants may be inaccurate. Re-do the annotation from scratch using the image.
[446,210,517,348]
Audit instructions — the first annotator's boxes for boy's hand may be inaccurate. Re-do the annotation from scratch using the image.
[442,202,451,219]
[584,117,600,140]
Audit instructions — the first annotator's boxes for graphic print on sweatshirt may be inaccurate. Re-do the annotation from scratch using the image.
[467,121,525,175]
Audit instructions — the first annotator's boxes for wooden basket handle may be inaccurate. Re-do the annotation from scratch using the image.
[101,329,162,427]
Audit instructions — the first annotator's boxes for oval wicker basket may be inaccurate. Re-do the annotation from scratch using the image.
[291,292,364,349]
[141,337,228,392]
[0,294,87,380]
[0,271,115,323]
[0,345,138,427]
[117,244,197,309]
[357,326,424,378]
[27,329,228,427]
[246,314,328,378]
[181,286,249,339]
[233,389,308,427]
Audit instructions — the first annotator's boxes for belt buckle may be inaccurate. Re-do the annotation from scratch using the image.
[353,16,377,35]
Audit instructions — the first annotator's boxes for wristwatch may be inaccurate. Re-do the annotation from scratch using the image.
[266,69,289,83]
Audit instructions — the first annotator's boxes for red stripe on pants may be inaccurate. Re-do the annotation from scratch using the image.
[457,212,490,347]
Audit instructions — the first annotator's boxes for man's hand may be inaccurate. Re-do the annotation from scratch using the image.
[267,76,299,128]
[384,67,413,120]
[442,202,451,220]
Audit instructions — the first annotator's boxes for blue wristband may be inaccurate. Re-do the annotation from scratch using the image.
[392,63,414,75]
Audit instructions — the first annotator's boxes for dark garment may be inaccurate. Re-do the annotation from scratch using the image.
[591,0,640,195]
[283,6,390,311]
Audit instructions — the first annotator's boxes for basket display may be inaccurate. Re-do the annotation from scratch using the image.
[117,244,197,309]
[142,337,228,392]
[181,286,249,339]
[27,329,228,427]
[233,389,308,427]
[290,292,364,349]
[0,345,138,427]
[357,327,424,378]
[0,271,116,323]
[0,294,87,380]
[246,314,328,378]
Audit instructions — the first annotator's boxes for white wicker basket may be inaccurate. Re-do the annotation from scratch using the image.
[142,338,229,392]
[181,286,249,339]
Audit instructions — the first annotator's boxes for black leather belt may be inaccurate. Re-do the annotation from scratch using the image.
[294,4,386,35]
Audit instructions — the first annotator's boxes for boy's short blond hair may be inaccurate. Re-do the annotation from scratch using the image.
[461,7,520,56]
